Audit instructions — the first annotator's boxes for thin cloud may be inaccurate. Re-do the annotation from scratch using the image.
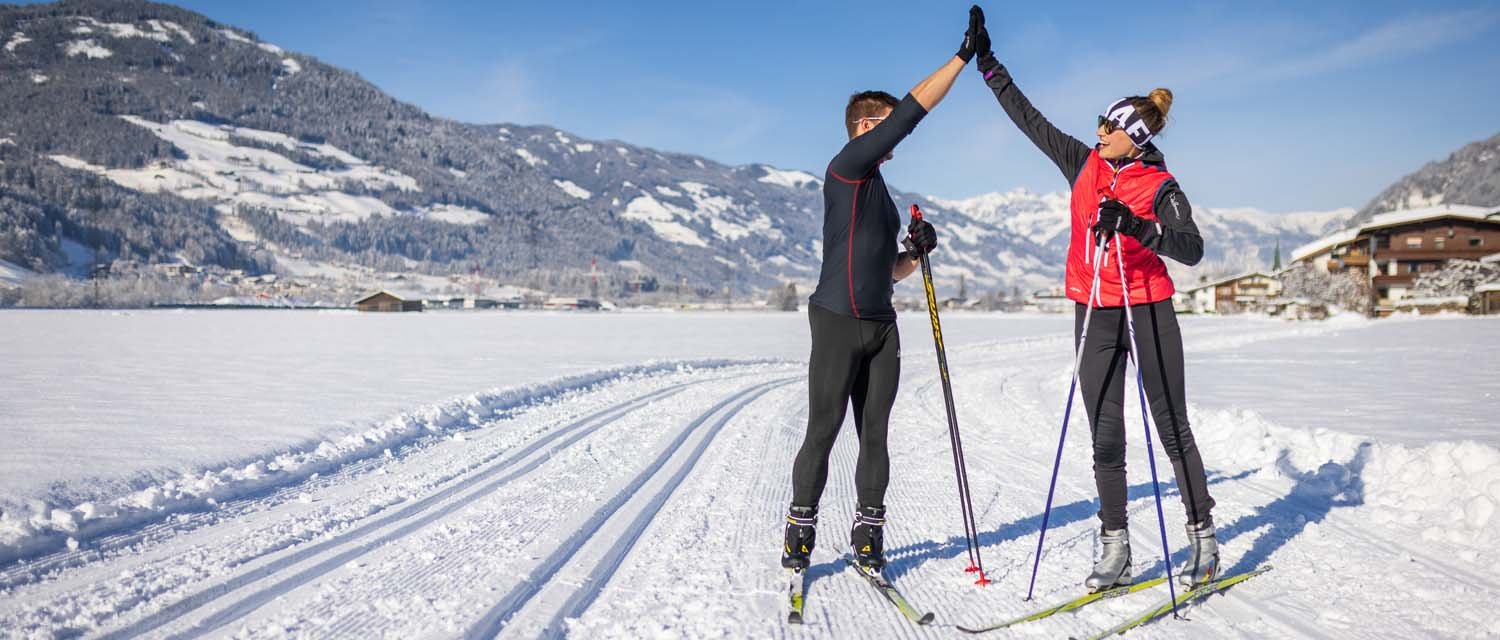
[466,30,607,125]
[478,59,535,124]
[1251,9,1500,83]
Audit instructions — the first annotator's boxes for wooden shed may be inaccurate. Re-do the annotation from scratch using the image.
[1477,283,1500,315]
[354,290,423,312]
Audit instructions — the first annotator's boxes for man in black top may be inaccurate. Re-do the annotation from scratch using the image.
[783,6,983,573]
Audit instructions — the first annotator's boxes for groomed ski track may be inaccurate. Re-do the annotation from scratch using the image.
[3,319,1497,639]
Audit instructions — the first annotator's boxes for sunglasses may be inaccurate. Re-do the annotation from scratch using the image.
[1096,115,1120,134]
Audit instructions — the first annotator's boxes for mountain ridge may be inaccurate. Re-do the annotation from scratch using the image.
[0,0,1354,301]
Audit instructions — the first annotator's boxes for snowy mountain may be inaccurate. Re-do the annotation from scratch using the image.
[0,0,1346,301]
[0,0,1069,298]
[1355,132,1500,224]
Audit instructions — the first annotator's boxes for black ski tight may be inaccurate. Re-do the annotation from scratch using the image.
[791,303,900,509]
[1074,300,1215,531]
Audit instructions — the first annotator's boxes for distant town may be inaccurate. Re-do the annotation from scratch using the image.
[4,204,1498,318]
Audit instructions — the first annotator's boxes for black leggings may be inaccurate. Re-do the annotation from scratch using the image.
[1075,300,1215,531]
[791,303,901,509]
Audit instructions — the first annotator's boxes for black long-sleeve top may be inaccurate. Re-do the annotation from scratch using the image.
[808,93,928,321]
[978,56,1203,266]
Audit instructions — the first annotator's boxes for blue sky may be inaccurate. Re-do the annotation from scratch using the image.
[126,1,1500,211]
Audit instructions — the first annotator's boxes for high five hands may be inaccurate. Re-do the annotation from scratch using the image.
[957,5,991,63]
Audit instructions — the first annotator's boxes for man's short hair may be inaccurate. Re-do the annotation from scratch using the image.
[845,91,899,138]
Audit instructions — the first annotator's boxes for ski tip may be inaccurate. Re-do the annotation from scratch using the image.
[918,612,936,625]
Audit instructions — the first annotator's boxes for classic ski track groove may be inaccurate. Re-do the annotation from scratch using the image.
[536,379,800,638]
[462,376,798,638]
[296,375,796,639]
[300,376,794,638]
[0,369,773,594]
[304,377,792,637]
[1,367,785,588]
[100,373,723,640]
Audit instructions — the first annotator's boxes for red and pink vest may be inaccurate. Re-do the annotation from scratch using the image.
[1066,150,1177,307]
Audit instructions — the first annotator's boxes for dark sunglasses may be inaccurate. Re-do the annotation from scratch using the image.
[1097,115,1120,134]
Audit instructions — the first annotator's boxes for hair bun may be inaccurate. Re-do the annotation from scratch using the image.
[1149,88,1174,117]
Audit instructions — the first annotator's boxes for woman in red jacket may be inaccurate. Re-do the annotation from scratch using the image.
[971,27,1218,592]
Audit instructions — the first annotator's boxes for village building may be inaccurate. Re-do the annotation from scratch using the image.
[1289,205,1500,315]
[1024,288,1073,314]
[353,290,424,312]
[1476,283,1500,315]
[543,297,603,311]
[1174,271,1283,314]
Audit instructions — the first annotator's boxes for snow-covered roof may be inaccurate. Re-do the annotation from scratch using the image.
[354,289,425,303]
[1290,204,1500,263]
[1393,296,1469,307]
[0,257,33,288]
[479,285,535,299]
[1476,283,1500,294]
[1182,271,1276,292]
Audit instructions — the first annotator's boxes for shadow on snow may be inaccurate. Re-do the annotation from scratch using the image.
[845,444,1367,588]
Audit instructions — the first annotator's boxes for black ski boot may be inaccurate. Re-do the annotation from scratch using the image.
[781,505,817,570]
[850,505,887,571]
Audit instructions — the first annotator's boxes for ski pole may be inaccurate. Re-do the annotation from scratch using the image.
[1112,236,1181,619]
[1024,231,1108,601]
[908,204,989,585]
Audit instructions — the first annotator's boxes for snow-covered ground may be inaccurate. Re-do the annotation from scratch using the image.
[47,115,491,228]
[0,257,33,288]
[0,310,1496,638]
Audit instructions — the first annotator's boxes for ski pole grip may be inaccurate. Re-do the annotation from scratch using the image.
[905,204,925,255]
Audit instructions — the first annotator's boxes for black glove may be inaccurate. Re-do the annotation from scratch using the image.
[973,8,991,60]
[907,218,938,256]
[957,5,986,62]
[1093,199,1147,243]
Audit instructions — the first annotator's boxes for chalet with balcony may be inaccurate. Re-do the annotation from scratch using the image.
[1289,205,1500,315]
[1175,271,1283,314]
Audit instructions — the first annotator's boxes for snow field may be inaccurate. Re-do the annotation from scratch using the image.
[1,364,797,637]
[0,312,1496,638]
[0,360,774,567]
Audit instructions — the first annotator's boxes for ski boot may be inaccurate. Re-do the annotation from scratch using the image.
[781,505,817,570]
[850,505,887,571]
[1177,519,1219,589]
[1085,527,1132,592]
